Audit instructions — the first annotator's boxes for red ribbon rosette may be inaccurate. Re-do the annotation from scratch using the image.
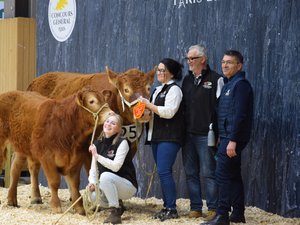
[133,102,146,119]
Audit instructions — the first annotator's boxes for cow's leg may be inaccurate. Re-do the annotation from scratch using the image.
[64,168,85,215]
[83,152,91,176]
[41,164,62,213]
[27,158,42,204]
[66,152,91,203]
[7,153,26,206]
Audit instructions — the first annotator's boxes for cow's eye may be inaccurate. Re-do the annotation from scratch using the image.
[124,88,130,94]
[146,85,151,92]
[89,100,95,104]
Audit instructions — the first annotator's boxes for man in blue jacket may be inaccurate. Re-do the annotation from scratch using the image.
[201,50,253,225]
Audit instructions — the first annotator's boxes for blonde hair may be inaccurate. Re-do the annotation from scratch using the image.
[99,112,124,145]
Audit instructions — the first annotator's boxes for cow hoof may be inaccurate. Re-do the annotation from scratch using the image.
[31,198,43,204]
[52,207,63,214]
[76,207,85,216]
[7,200,18,207]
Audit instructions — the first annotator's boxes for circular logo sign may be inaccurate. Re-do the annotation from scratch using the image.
[48,0,76,42]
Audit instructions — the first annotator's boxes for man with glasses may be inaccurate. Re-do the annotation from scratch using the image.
[181,44,223,221]
[201,50,253,225]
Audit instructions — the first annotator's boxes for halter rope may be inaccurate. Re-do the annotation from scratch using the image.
[118,90,139,112]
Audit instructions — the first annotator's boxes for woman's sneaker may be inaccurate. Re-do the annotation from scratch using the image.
[153,208,167,219]
[159,208,179,221]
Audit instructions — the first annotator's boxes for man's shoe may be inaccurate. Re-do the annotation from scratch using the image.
[203,210,216,221]
[159,208,179,221]
[229,213,246,223]
[188,210,203,218]
[200,214,229,225]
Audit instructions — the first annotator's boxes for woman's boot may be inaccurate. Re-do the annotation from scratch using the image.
[104,207,123,224]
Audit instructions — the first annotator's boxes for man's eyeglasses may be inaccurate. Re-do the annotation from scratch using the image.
[157,68,167,73]
[221,60,239,65]
[185,56,202,62]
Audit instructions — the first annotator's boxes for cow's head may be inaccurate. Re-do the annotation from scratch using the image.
[76,86,114,126]
[106,66,156,123]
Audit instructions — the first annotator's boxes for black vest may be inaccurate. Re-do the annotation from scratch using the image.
[181,66,221,135]
[151,83,184,145]
[94,137,138,189]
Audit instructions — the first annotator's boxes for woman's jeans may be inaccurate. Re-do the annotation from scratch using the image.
[90,172,137,208]
[152,141,180,209]
[182,133,218,211]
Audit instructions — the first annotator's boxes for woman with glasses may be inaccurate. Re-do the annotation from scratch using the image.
[87,112,138,224]
[139,58,184,222]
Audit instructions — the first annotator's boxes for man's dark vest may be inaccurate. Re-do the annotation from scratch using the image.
[95,137,138,189]
[151,83,184,145]
[218,72,252,143]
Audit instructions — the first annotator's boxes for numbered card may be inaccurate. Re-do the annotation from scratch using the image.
[122,123,143,142]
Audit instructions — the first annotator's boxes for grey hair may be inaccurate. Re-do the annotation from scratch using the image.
[188,44,208,59]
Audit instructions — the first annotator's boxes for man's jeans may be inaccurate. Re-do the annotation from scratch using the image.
[216,138,247,216]
[182,133,218,211]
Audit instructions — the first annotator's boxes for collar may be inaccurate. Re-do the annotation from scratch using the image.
[103,133,118,145]
[157,80,175,90]
[226,71,245,82]
[189,64,211,78]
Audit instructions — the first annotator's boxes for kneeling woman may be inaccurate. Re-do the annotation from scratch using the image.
[87,112,138,224]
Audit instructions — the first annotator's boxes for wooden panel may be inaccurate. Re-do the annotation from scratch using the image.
[0,18,35,187]
[0,18,17,92]
[4,145,13,188]
[0,18,36,93]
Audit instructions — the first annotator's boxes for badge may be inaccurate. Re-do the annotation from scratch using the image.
[225,89,230,96]
[202,81,212,89]
[107,149,115,158]
[159,91,166,98]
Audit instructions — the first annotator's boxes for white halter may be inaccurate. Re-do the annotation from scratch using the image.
[118,90,139,111]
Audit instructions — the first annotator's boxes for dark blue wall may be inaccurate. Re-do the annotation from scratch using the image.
[36,0,300,217]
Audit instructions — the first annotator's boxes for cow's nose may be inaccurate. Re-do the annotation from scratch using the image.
[132,93,143,101]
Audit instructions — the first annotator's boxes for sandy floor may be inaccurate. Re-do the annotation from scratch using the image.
[0,184,299,225]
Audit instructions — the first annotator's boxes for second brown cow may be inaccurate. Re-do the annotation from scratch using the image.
[27,67,156,163]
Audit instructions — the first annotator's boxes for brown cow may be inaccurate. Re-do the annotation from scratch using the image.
[0,87,112,214]
[27,67,156,127]
[27,67,156,168]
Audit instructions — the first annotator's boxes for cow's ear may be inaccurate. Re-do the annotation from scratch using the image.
[147,66,157,84]
[102,90,113,102]
[75,90,84,106]
[106,66,119,87]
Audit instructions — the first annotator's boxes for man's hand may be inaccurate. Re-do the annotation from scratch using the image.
[226,141,237,158]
